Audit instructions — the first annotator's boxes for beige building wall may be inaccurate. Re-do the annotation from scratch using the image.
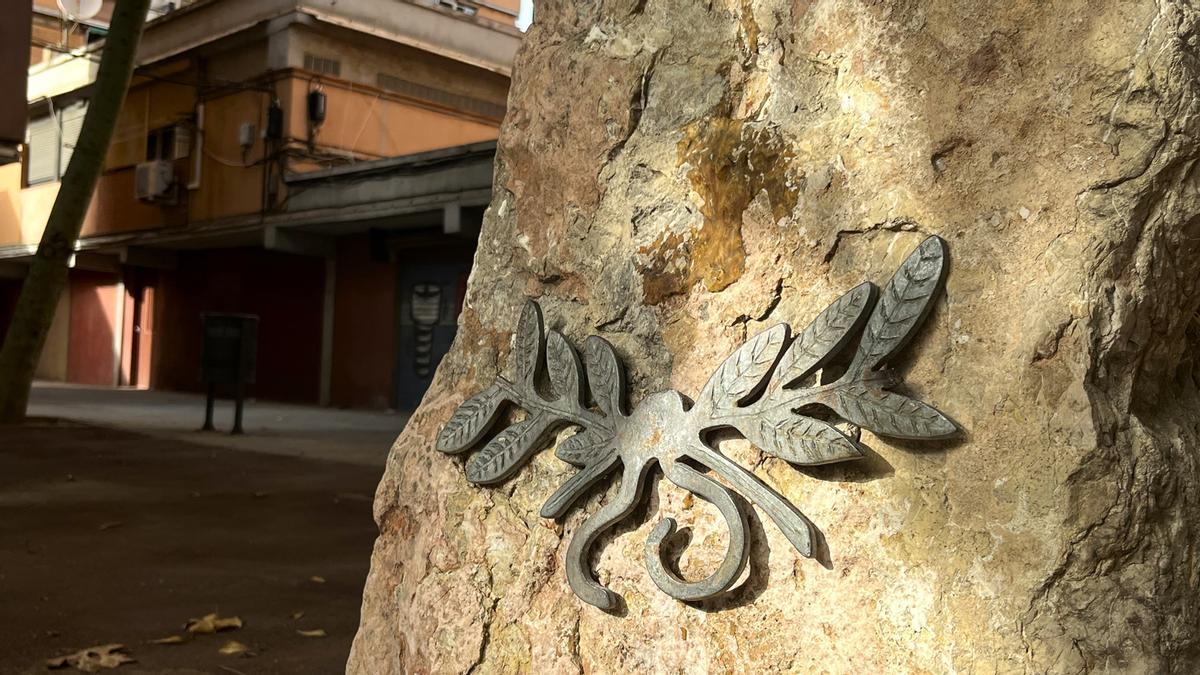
[35,287,70,381]
[0,164,20,244]
[279,75,500,164]
[0,164,59,248]
[184,87,268,224]
[20,182,58,243]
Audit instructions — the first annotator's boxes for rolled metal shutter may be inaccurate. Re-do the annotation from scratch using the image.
[26,114,58,184]
[58,103,87,177]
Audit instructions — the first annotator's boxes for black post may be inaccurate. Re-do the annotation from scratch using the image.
[231,381,244,435]
[202,382,216,431]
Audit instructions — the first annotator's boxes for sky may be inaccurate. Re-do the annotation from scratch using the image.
[517,0,533,31]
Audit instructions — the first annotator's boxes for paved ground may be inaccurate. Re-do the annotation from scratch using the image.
[0,385,407,673]
[27,383,409,466]
[0,418,386,674]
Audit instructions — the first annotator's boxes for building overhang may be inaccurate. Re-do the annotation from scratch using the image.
[0,141,497,264]
[0,142,19,166]
[283,140,495,215]
[297,0,520,76]
[24,1,520,129]
[137,0,519,76]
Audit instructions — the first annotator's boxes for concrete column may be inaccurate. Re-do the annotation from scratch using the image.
[443,202,462,235]
[112,278,125,387]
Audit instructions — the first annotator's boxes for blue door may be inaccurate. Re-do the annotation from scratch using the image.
[395,264,468,409]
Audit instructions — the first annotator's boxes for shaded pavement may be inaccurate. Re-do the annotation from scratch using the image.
[27,383,408,466]
[0,388,404,673]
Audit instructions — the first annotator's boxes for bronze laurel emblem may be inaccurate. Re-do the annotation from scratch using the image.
[437,236,956,609]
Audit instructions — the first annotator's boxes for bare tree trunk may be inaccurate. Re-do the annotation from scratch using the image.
[0,0,151,423]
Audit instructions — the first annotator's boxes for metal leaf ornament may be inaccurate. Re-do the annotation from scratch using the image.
[437,236,956,609]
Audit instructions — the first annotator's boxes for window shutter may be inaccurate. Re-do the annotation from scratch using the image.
[172,124,191,160]
[58,103,87,177]
[26,115,59,185]
[304,53,341,77]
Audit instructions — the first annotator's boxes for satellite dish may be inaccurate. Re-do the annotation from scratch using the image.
[56,0,102,21]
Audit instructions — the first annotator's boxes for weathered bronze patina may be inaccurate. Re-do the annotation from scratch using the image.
[437,236,955,609]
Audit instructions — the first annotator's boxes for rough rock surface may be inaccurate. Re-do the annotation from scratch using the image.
[350,1,1200,672]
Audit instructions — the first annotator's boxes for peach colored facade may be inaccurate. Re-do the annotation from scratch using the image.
[0,0,521,407]
[4,52,508,245]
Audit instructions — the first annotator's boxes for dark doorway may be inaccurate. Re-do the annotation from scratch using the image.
[123,268,157,388]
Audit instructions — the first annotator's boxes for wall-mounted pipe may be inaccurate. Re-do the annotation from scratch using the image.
[187,101,203,190]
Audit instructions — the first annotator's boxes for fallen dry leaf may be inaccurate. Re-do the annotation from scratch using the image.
[148,635,186,645]
[46,644,135,672]
[185,613,243,634]
[296,629,327,638]
[308,576,326,584]
[218,640,254,657]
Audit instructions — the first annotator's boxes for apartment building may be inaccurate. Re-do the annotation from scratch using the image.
[0,0,522,409]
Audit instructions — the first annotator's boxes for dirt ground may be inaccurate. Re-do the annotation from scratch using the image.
[0,418,385,674]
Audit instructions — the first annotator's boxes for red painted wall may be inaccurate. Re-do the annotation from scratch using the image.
[330,235,396,409]
[67,271,119,386]
[152,249,325,403]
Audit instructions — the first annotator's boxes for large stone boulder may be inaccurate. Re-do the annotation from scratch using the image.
[350,1,1200,671]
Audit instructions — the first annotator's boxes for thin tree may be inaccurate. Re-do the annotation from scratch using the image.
[0,0,152,422]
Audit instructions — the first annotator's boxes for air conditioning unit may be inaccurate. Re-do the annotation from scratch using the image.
[135,160,175,202]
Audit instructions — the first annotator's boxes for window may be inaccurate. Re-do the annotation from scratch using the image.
[26,115,58,185]
[376,73,506,120]
[59,104,86,173]
[145,124,190,161]
[25,102,89,186]
[437,0,478,15]
[303,53,341,77]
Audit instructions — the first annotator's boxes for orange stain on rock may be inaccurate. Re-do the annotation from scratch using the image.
[637,115,799,304]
